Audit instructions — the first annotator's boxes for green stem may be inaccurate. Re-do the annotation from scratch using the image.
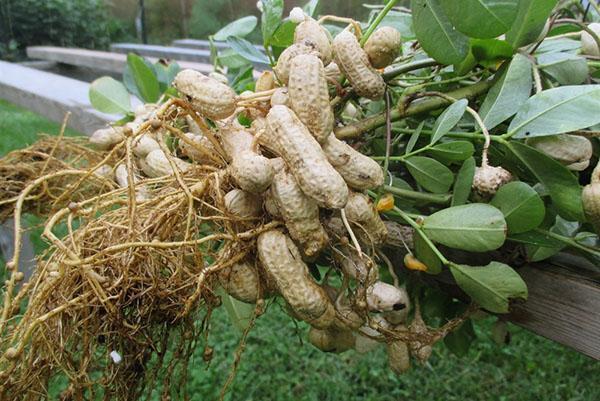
[382,58,439,81]
[391,206,450,264]
[360,0,399,46]
[588,60,600,68]
[372,143,432,161]
[382,185,451,205]
[392,127,507,143]
[334,80,493,139]
[534,228,600,258]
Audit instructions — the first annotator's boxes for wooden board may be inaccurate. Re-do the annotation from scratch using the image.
[506,257,600,360]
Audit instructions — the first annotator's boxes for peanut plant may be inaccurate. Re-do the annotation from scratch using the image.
[1,0,600,399]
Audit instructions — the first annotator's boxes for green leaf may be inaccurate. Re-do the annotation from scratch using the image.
[442,0,519,39]
[405,121,424,155]
[471,38,515,63]
[405,156,454,193]
[270,20,296,48]
[505,0,557,48]
[451,157,476,206]
[430,99,468,144]
[414,230,443,274]
[444,319,476,356]
[509,230,564,248]
[126,53,160,103]
[214,15,258,41]
[523,216,577,261]
[491,181,545,234]
[535,38,581,54]
[411,0,470,65]
[508,85,600,139]
[303,0,319,17]
[422,204,507,252]
[261,0,284,45]
[506,141,584,222]
[428,141,475,163]
[479,54,532,130]
[537,52,588,85]
[449,261,528,313]
[218,289,255,332]
[218,48,252,69]
[227,36,270,65]
[154,61,180,92]
[89,76,131,115]
[370,10,416,40]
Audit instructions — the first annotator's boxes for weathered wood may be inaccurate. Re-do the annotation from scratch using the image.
[26,46,213,75]
[430,254,600,360]
[506,256,600,360]
[0,61,135,134]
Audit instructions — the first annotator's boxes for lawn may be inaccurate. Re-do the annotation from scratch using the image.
[1,99,598,401]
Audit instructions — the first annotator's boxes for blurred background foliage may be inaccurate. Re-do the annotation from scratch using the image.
[0,0,413,61]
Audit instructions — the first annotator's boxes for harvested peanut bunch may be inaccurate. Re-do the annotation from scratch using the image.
[13,4,595,399]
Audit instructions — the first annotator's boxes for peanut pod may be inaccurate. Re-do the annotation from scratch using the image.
[173,69,237,120]
[322,134,384,190]
[273,43,319,85]
[332,30,386,100]
[526,134,592,171]
[265,105,348,209]
[179,132,216,163]
[220,129,274,193]
[224,189,263,219]
[217,259,267,304]
[364,26,402,69]
[366,281,408,313]
[308,327,355,353]
[257,230,336,329]
[344,192,387,245]
[270,167,329,258]
[294,17,333,65]
[89,126,125,150]
[288,54,333,143]
[142,149,190,178]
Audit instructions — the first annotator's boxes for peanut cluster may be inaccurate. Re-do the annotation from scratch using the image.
[87,21,434,372]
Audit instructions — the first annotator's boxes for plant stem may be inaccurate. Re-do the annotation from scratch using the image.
[392,127,507,143]
[334,80,493,139]
[382,185,451,205]
[534,228,600,258]
[382,58,439,80]
[360,0,399,46]
[390,206,450,264]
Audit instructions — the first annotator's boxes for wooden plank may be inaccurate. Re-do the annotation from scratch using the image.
[0,61,135,134]
[429,255,600,360]
[26,46,213,75]
[506,257,600,360]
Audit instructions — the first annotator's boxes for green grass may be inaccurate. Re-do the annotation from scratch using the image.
[0,99,80,157]
[1,99,599,400]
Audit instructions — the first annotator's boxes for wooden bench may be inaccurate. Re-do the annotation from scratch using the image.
[0,61,134,134]
[110,43,212,63]
[26,46,214,76]
[172,38,265,53]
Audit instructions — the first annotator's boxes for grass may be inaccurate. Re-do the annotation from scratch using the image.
[0,99,79,157]
[1,99,599,400]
